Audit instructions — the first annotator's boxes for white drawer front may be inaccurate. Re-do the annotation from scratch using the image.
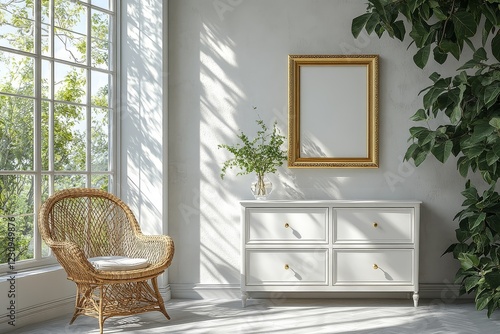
[246,249,328,285]
[335,208,413,243]
[334,249,413,284]
[247,208,328,243]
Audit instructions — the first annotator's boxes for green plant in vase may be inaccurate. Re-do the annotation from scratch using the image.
[218,117,287,200]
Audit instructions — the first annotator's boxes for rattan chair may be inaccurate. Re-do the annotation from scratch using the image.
[38,188,175,334]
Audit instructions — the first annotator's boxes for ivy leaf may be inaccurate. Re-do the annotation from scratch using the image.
[463,144,485,159]
[410,109,428,121]
[484,271,500,290]
[484,84,500,109]
[487,294,500,318]
[458,58,481,70]
[443,242,458,256]
[464,275,480,293]
[414,44,431,69]
[352,13,372,38]
[458,156,471,177]
[456,228,470,243]
[371,0,388,21]
[450,105,462,124]
[486,151,499,166]
[490,217,500,234]
[423,86,443,109]
[431,140,453,163]
[471,122,495,144]
[458,252,480,270]
[452,11,477,40]
[482,5,498,26]
[476,292,492,311]
[433,46,448,64]
[432,6,448,21]
[458,253,479,270]
[417,129,436,146]
[473,47,488,62]
[470,212,487,230]
[404,143,420,161]
[490,30,500,62]
[409,126,429,137]
[489,117,500,130]
[393,20,406,41]
[365,12,381,35]
[440,39,461,60]
[483,19,494,47]
[413,150,429,166]
[409,20,430,48]
[429,72,441,82]
[448,84,466,106]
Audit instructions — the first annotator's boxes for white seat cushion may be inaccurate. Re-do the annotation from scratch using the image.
[88,256,149,271]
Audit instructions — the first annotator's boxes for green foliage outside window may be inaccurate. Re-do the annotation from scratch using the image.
[0,0,112,265]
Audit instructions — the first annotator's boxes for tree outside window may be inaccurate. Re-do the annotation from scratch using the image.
[0,0,116,266]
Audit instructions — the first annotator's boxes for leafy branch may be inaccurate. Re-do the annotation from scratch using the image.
[218,118,287,179]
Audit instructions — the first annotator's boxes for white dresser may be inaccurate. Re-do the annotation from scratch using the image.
[240,200,420,307]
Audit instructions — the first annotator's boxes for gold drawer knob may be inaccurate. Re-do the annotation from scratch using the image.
[284,264,289,270]
[373,222,378,228]
[373,264,379,270]
[284,223,290,228]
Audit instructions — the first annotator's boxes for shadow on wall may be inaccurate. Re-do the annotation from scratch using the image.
[121,0,165,236]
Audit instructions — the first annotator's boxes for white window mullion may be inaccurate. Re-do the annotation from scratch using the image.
[33,0,43,261]
[112,0,119,193]
[86,4,92,188]
[48,0,55,195]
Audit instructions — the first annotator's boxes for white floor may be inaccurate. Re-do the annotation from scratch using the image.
[11,298,500,334]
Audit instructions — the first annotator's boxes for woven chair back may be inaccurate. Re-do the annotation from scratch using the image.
[46,191,137,258]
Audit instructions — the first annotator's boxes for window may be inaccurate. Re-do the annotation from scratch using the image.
[0,0,116,270]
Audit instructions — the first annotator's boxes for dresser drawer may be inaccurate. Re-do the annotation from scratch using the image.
[246,249,328,285]
[334,208,413,243]
[246,208,328,243]
[333,249,414,284]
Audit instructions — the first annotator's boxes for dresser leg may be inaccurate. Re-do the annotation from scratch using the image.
[413,292,419,307]
[242,292,248,307]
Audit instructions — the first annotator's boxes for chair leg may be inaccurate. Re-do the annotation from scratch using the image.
[70,284,84,324]
[69,299,79,324]
[99,285,105,334]
[151,277,170,320]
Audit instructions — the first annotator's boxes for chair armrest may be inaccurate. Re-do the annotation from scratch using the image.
[129,234,175,268]
[45,241,98,282]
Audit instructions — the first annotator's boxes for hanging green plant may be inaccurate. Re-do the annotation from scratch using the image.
[352,0,500,316]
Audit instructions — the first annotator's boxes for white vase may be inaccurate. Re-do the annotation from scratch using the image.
[250,174,273,200]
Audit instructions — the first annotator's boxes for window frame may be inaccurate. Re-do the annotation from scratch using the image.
[0,0,118,273]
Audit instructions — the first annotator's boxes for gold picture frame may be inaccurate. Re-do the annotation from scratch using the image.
[288,55,379,168]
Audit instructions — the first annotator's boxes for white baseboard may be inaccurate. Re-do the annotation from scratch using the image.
[161,284,172,300]
[170,283,241,299]
[170,283,472,301]
[418,283,472,301]
[0,296,74,334]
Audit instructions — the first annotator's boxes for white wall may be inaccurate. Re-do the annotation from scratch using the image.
[167,0,485,297]
[120,0,169,290]
[121,0,167,235]
[0,269,74,333]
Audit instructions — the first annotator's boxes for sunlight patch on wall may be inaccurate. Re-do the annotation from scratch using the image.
[198,22,243,283]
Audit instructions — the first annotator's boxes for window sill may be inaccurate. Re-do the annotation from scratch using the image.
[0,264,63,280]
